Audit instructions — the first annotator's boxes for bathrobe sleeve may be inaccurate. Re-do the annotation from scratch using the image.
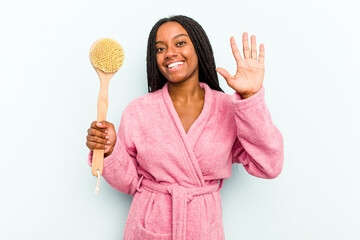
[231,86,284,179]
[88,105,140,195]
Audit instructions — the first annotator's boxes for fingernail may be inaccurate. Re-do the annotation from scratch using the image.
[105,135,109,139]
[96,122,102,126]
[105,130,108,133]
[107,141,110,144]
[105,145,107,148]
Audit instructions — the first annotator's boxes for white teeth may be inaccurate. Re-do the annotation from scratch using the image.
[168,62,184,68]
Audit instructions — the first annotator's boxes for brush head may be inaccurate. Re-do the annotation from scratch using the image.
[89,38,124,73]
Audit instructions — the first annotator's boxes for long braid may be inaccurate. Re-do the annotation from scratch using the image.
[146,15,224,93]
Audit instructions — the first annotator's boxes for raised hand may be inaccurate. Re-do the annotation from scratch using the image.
[216,33,265,99]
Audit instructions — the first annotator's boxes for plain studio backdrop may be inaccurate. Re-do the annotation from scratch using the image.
[1,0,359,239]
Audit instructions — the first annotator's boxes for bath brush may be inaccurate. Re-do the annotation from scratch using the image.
[89,38,124,194]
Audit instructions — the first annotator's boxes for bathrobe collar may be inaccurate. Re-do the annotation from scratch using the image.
[162,81,213,186]
[162,81,212,142]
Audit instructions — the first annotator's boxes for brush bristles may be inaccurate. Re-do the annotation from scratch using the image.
[90,38,124,73]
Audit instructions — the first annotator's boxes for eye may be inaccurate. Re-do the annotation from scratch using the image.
[177,41,186,46]
[156,47,165,53]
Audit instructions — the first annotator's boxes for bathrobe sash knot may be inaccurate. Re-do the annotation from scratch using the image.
[139,177,222,240]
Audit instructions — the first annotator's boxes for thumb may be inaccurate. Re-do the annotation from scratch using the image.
[216,68,232,83]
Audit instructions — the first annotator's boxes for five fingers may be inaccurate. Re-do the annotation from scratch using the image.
[231,33,265,64]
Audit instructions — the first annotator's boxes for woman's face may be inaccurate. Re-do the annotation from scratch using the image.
[155,22,199,84]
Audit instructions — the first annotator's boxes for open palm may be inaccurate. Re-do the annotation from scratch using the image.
[217,33,265,99]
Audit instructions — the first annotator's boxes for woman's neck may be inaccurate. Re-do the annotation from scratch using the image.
[167,80,204,104]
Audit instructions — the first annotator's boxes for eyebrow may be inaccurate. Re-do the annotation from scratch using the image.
[155,34,189,45]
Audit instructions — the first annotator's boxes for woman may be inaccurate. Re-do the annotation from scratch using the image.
[86,15,283,240]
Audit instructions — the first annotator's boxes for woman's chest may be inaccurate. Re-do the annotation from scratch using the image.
[173,100,204,134]
[133,105,237,177]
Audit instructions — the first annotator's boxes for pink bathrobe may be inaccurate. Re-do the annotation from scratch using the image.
[88,81,283,240]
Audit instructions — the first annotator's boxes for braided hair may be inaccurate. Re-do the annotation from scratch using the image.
[146,15,224,93]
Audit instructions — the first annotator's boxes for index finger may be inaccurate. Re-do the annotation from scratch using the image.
[230,36,242,66]
[90,121,107,133]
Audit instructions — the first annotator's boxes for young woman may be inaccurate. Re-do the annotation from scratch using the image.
[86,15,283,240]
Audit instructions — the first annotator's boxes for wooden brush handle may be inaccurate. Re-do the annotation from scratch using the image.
[92,73,112,176]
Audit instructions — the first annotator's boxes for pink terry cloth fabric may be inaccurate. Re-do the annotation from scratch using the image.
[88,81,284,240]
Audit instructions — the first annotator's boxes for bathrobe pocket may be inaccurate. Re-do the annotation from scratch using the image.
[130,191,172,239]
[134,217,171,240]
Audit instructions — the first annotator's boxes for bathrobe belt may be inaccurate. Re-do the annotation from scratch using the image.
[136,176,223,240]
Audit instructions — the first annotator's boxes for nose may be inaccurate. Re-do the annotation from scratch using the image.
[165,45,177,59]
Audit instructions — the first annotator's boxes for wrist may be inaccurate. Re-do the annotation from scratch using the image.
[239,92,256,99]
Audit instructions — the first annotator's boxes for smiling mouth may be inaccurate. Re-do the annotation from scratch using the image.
[167,61,184,69]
